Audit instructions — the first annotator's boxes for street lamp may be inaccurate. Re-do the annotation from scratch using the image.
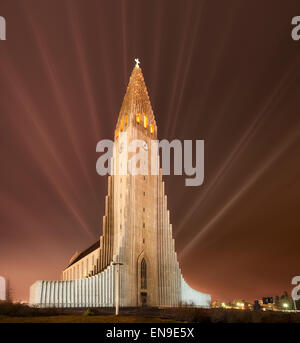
[283,303,289,309]
[112,262,123,316]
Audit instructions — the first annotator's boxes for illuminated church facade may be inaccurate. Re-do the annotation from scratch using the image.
[29,62,211,308]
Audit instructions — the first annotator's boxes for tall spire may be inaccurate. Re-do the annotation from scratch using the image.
[118,60,155,127]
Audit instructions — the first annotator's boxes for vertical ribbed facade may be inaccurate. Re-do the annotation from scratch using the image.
[30,264,115,308]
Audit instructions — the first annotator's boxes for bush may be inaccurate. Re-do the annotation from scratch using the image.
[83,308,103,316]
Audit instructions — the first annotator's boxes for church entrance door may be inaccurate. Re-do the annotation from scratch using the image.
[141,292,147,306]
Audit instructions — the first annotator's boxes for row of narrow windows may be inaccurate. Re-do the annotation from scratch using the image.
[137,112,154,133]
[115,112,154,138]
[64,257,99,280]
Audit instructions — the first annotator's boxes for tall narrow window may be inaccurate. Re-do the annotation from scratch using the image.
[136,112,141,124]
[125,113,128,126]
[120,119,123,131]
[141,258,147,289]
[150,123,154,134]
[143,114,148,128]
[115,128,119,139]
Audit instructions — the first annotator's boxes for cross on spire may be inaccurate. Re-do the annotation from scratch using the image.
[135,58,140,68]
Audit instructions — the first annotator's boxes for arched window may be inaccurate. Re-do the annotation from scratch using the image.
[150,123,154,134]
[141,258,147,289]
[120,119,123,131]
[143,114,148,128]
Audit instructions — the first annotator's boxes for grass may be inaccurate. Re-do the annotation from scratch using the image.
[1,301,300,323]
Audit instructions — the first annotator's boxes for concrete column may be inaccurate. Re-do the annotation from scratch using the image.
[45,282,50,307]
[111,266,115,307]
[54,281,57,307]
[104,270,107,306]
[50,281,54,307]
[41,281,46,307]
[92,276,95,307]
[108,267,112,306]
[84,278,87,307]
[58,281,62,308]
[78,279,82,307]
[74,280,78,307]
[101,272,104,306]
[70,280,74,307]
[95,275,99,306]
[98,273,102,306]
[67,281,70,307]
[62,281,66,307]
[65,281,68,307]
[96,275,99,306]
[89,277,92,307]
[81,278,84,307]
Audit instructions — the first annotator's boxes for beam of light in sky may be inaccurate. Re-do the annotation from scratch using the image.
[0,63,94,238]
[66,2,103,141]
[179,126,300,258]
[177,59,299,235]
[25,14,100,205]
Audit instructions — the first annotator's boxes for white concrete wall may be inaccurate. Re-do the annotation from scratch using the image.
[29,264,115,308]
[181,276,211,308]
[0,276,6,301]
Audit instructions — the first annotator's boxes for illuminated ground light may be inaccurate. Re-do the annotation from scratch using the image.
[236,302,245,309]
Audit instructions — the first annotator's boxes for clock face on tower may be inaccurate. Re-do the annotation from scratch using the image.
[142,142,148,151]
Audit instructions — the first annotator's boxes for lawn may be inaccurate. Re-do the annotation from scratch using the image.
[0,314,179,323]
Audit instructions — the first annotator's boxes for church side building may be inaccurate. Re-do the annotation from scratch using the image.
[0,276,6,301]
[29,62,211,308]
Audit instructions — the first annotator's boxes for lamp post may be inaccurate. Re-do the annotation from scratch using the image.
[283,302,289,310]
[112,262,123,315]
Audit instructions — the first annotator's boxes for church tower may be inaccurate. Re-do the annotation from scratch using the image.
[110,61,180,307]
[29,61,211,308]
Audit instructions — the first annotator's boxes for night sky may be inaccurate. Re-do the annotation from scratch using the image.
[0,0,300,302]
